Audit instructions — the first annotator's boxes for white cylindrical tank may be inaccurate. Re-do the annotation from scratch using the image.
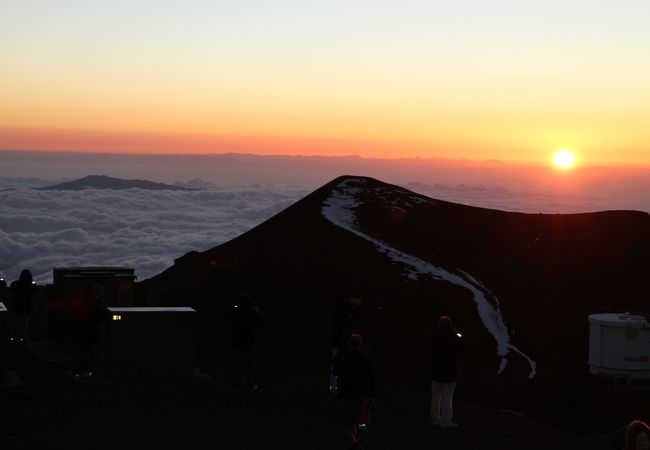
[588,313,650,378]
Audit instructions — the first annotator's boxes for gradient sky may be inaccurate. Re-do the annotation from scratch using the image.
[1,0,649,164]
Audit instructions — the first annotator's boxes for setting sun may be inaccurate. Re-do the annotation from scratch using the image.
[553,150,577,169]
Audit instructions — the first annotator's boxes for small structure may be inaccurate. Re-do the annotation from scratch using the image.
[53,267,136,307]
[105,307,195,378]
[588,313,650,379]
[48,267,137,343]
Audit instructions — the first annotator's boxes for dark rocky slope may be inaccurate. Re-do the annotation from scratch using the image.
[141,175,650,429]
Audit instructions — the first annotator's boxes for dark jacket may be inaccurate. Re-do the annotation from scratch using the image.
[0,279,8,304]
[331,300,362,349]
[10,279,37,315]
[430,329,463,383]
[334,348,375,399]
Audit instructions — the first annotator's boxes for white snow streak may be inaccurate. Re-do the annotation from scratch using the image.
[322,178,536,379]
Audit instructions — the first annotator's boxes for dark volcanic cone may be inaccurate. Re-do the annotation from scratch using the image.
[141,175,649,425]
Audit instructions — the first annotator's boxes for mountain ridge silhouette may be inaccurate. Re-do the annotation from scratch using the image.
[39,174,198,191]
[141,175,649,426]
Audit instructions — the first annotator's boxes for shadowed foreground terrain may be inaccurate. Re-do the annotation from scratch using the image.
[1,343,611,450]
[2,175,646,448]
[142,175,650,430]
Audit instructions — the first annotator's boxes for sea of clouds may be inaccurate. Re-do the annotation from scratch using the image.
[0,181,307,284]
[1,151,648,285]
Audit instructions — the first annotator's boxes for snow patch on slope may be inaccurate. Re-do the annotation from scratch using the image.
[322,177,536,379]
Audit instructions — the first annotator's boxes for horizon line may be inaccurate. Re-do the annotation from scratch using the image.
[3,148,649,170]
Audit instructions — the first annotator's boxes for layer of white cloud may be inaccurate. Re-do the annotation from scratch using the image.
[0,185,307,284]
[1,151,648,285]
[2,151,648,213]
[402,182,606,214]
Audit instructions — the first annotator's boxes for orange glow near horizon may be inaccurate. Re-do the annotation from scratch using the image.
[2,2,650,167]
[0,126,515,160]
[1,126,648,167]
[0,127,462,158]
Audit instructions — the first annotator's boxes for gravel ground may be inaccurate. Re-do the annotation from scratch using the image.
[0,342,611,450]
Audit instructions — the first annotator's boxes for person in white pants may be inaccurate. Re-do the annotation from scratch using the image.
[429,315,463,428]
[431,379,457,427]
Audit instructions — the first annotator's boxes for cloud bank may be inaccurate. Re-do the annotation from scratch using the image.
[0,185,307,284]
[2,151,648,213]
[402,181,606,214]
[1,151,648,285]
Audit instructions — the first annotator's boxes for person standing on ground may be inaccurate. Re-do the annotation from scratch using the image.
[330,297,363,393]
[0,275,8,383]
[230,293,264,393]
[69,284,107,377]
[334,333,375,450]
[0,275,7,297]
[0,275,8,310]
[10,269,37,343]
[430,315,463,428]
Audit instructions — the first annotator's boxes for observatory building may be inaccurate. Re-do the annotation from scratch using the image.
[588,313,650,380]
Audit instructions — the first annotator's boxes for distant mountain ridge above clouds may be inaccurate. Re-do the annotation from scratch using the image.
[3,150,649,211]
[38,175,199,191]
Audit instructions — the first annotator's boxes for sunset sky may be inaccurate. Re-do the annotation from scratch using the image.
[2,0,649,165]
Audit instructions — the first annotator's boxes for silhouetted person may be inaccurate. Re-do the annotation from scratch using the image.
[230,293,263,393]
[622,420,650,450]
[0,275,8,383]
[68,285,106,377]
[330,297,363,393]
[0,275,7,317]
[0,275,7,312]
[334,333,375,450]
[10,269,37,342]
[430,315,463,428]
